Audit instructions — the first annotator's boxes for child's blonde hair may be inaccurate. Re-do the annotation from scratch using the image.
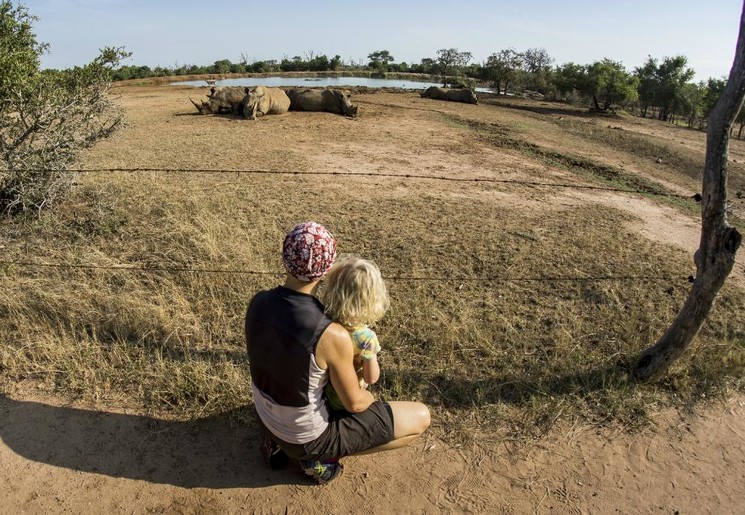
[321,256,389,326]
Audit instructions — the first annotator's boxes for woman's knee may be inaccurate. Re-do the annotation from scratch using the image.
[416,402,431,432]
[390,401,431,436]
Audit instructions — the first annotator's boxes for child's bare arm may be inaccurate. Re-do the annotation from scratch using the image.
[357,327,382,385]
[362,355,380,385]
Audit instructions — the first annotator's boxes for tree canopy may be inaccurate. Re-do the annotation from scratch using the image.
[583,59,640,112]
[484,48,522,95]
[435,48,473,86]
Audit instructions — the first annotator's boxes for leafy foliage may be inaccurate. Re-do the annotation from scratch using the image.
[435,48,473,87]
[367,49,395,73]
[0,1,45,101]
[521,47,554,93]
[0,1,128,215]
[583,59,640,111]
[634,55,696,121]
[484,48,522,95]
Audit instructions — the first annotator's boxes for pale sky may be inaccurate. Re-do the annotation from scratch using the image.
[26,0,743,82]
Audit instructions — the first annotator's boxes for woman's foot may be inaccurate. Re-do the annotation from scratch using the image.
[259,433,289,470]
[300,458,344,484]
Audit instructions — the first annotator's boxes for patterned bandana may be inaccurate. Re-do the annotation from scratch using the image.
[282,222,337,282]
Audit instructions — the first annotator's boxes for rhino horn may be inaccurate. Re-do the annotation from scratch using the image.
[190,98,207,114]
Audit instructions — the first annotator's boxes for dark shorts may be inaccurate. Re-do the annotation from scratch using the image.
[274,400,394,461]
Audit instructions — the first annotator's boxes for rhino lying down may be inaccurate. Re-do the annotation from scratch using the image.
[240,86,291,120]
[420,86,478,104]
[285,88,359,117]
[190,87,245,114]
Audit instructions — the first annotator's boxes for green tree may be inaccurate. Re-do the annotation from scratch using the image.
[435,48,472,87]
[329,55,342,71]
[211,59,232,74]
[581,59,639,112]
[411,57,436,74]
[553,62,587,100]
[0,1,128,214]
[679,81,707,129]
[521,47,553,93]
[703,77,727,118]
[634,56,659,117]
[367,50,394,73]
[308,54,330,71]
[655,55,695,121]
[280,56,305,72]
[484,48,522,95]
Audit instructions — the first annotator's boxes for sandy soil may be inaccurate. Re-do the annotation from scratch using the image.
[1,392,743,513]
[2,86,744,513]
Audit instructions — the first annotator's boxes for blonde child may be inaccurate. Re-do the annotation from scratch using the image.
[320,256,390,411]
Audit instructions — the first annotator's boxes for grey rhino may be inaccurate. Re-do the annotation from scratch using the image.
[420,86,478,104]
[241,86,291,120]
[190,87,245,114]
[285,88,359,117]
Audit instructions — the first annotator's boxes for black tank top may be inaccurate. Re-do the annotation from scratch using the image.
[245,286,332,407]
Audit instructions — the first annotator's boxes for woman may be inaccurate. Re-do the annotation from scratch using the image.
[245,221,430,484]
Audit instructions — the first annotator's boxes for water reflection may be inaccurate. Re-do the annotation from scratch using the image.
[172,76,495,93]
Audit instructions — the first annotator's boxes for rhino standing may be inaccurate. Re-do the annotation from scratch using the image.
[420,86,478,105]
[190,87,245,114]
[285,88,359,117]
[241,86,291,120]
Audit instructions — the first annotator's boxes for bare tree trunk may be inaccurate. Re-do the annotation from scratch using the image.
[633,3,745,381]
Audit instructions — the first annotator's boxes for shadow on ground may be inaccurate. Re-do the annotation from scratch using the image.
[479,97,604,119]
[0,394,306,488]
[397,363,630,409]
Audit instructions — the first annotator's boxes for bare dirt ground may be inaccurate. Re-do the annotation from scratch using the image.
[1,85,744,513]
[2,391,744,513]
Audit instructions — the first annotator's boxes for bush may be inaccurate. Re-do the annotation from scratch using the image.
[0,2,128,215]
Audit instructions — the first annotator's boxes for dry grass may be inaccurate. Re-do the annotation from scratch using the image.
[1,86,743,444]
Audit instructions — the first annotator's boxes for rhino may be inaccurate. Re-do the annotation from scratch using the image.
[241,86,291,120]
[190,87,245,114]
[285,88,359,117]
[420,86,478,105]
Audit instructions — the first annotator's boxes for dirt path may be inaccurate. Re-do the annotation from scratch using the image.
[1,392,743,513]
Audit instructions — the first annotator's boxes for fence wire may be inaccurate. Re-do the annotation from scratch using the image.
[0,259,688,285]
[2,166,701,200]
[0,166,706,285]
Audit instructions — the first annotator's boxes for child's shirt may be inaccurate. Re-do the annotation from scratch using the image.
[348,324,381,362]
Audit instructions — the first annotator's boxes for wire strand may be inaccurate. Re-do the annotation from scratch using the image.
[0,259,685,283]
[0,167,699,199]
